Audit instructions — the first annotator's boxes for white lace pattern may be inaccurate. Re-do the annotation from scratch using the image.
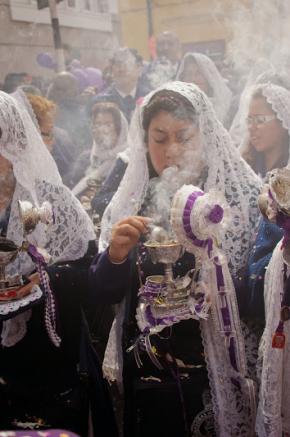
[237,83,290,159]
[72,110,129,197]
[100,82,261,434]
[256,241,290,436]
[176,53,232,124]
[100,81,261,273]
[0,91,95,345]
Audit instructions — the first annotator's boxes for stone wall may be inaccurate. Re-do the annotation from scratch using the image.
[0,0,120,83]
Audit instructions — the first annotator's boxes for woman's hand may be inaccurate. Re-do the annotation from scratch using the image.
[108,216,150,263]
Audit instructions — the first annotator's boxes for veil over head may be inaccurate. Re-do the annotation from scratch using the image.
[234,82,290,157]
[0,90,95,272]
[261,83,290,141]
[100,81,261,274]
[255,242,290,436]
[176,53,232,124]
[72,107,129,197]
[101,82,261,436]
[0,90,95,347]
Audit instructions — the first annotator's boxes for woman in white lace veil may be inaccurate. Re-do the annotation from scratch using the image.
[0,90,95,345]
[72,101,129,197]
[252,170,290,437]
[98,82,262,436]
[176,52,232,125]
[0,90,95,266]
[238,83,290,178]
[255,240,290,437]
[100,81,261,272]
[229,61,290,148]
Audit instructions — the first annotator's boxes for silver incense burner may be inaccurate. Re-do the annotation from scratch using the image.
[136,224,194,342]
[258,167,290,265]
[0,200,53,294]
[0,237,21,291]
[143,226,191,309]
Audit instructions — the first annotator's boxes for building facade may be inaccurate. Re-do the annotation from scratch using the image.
[0,0,120,82]
[118,0,250,62]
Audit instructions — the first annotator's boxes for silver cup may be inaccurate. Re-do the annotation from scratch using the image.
[144,235,187,304]
[0,237,21,290]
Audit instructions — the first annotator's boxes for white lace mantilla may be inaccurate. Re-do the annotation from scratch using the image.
[0,285,42,317]
[0,91,95,267]
[72,110,129,197]
[236,83,290,159]
[100,82,261,435]
[1,284,43,347]
[176,53,232,125]
[256,241,290,436]
[0,91,95,345]
[100,81,262,274]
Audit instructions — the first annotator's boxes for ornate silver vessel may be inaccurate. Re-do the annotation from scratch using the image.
[0,237,21,291]
[0,200,53,294]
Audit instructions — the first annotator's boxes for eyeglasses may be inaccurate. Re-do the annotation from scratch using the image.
[91,122,115,132]
[246,114,276,127]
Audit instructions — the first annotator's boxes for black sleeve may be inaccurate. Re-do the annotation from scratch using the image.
[88,249,131,304]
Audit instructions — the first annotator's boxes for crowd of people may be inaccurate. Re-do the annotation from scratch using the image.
[0,29,290,437]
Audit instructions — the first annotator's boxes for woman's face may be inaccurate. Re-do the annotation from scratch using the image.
[181,60,209,95]
[147,110,204,178]
[92,112,118,148]
[248,96,289,154]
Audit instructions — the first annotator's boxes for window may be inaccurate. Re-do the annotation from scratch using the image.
[83,0,91,10]
[67,0,76,8]
[9,0,114,31]
[97,0,108,13]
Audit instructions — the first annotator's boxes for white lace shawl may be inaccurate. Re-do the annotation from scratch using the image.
[229,60,275,147]
[200,256,256,436]
[100,81,261,272]
[72,111,129,197]
[99,82,261,435]
[255,241,290,436]
[234,83,290,157]
[0,91,95,344]
[0,90,95,264]
[176,53,232,124]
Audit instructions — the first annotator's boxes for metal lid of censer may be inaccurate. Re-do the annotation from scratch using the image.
[0,200,53,307]
[0,237,20,291]
[258,167,290,265]
[0,233,43,319]
[134,184,231,370]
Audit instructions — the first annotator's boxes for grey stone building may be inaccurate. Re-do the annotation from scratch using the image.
[0,0,120,83]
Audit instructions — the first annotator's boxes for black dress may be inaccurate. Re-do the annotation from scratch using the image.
[0,243,119,437]
[89,246,213,437]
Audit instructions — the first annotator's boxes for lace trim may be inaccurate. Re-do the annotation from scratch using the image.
[200,259,256,436]
[100,82,262,434]
[1,309,33,347]
[256,241,290,436]
[176,53,232,124]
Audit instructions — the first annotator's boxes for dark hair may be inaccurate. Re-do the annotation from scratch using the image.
[47,72,79,103]
[142,89,197,138]
[3,73,28,94]
[91,101,122,137]
[128,48,143,65]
